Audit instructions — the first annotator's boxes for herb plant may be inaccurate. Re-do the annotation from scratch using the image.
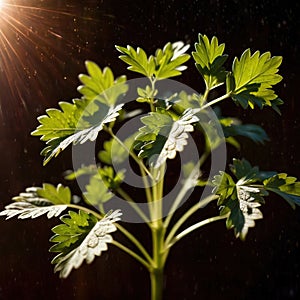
[1,34,299,300]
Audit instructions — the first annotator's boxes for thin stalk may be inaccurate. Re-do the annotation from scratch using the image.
[163,150,210,231]
[163,164,199,228]
[202,88,210,102]
[164,194,218,248]
[106,127,154,181]
[112,240,151,270]
[150,164,165,223]
[116,224,153,265]
[199,92,231,111]
[116,187,150,224]
[149,78,157,112]
[167,214,229,248]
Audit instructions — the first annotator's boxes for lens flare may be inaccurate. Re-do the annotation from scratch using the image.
[0,1,107,129]
[0,0,5,10]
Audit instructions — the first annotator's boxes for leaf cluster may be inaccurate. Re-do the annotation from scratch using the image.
[213,159,300,240]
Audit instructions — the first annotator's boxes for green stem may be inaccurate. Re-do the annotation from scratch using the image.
[150,263,164,300]
[116,224,153,265]
[149,78,157,112]
[106,127,154,181]
[150,226,165,300]
[163,161,201,230]
[199,92,231,111]
[167,214,229,248]
[163,149,211,232]
[202,88,210,102]
[164,194,218,248]
[112,240,151,270]
[116,187,150,224]
[149,163,166,300]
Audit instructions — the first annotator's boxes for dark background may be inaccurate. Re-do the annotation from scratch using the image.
[0,0,299,299]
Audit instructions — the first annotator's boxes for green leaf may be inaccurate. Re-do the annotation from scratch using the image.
[98,166,125,190]
[33,102,123,165]
[224,186,263,240]
[78,61,128,105]
[98,134,136,165]
[0,186,68,219]
[192,34,228,90]
[263,173,300,209]
[116,41,190,79]
[32,62,127,165]
[64,165,98,180]
[213,158,300,239]
[230,158,276,181]
[31,100,86,142]
[135,108,199,168]
[36,183,71,204]
[212,171,236,205]
[154,42,190,79]
[50,209,122,278]
[83,175,113,210]
[231,49,283,110]
[222,123,269,144]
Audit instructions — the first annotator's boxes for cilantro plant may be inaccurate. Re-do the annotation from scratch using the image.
[1,34,300,300]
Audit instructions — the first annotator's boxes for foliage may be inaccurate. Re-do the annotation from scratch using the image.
[213,159,300,240]
[50,209,122,278]
[1,33,298,300]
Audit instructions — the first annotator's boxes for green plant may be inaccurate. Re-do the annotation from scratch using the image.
[1,34,299,300]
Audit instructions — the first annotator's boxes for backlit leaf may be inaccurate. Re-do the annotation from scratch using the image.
[50,210,122,278]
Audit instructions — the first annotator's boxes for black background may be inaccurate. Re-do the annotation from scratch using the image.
[0,0,299,299]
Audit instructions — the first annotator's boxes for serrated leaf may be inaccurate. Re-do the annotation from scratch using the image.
[192,34,228,90]
[212,171,236,205]
[32,62,127,165]
[0,186,69,220]
[50,209,122,278]
[31,100,86,141]
[263,173,300,209]
[83,175,113,210]
[230,158,276,182]
[64,165,98,180]
[78,61,128,105]
[98,134,136,165]
[222,123,269,144]
[231,49,283,109]
[135,108,199,168]
[36,103,123,165]
[116,41,190,79]
[36,183,71,204]
[225,186,263,240]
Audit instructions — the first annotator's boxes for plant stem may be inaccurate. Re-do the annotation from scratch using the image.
[163,149,211,232]
[199,92,231,111]
[112,240,151,269]
[150,262,164,300]
[163,161,201,230]
[150,226,165,300]
[116,187,150,224]
[116,224,153,265]
[106,127,154,180]
[164,194,219,249]
[168,214,229,248]
[149,163,165,300]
